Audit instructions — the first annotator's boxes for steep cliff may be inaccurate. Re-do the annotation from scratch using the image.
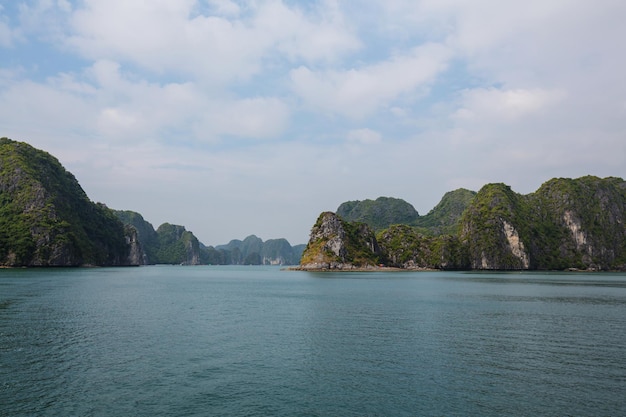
[153,223,202,265]
[302,176,626,271]
[114,210,156,264]
[459,183,532,270]
[527,176,626,270]
[299,212,382,270]
[0,137,134,266]
[124,224,146,266]
[459,176,626,270]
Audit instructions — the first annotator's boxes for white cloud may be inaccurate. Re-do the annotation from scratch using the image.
[206,0,241,17]
[290,43,452,119]
[0,79,97,136]
[66,0,260,82]
[64,0,360,85]
[254,0,361,64]
[0,56,289,148]
[196,97,290,140]
[347,128,382,145]
[452,88,566,124]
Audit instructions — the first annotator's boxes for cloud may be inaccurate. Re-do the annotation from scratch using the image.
[195,97,290,140]
[347,128,382,145]
[254,0,361,64]
[452,87,566,124]
[290,42,452,119]
[206,0,241,18]
[64,0,360,85]
[0,57,289,148]
[0,78,96,137]
[66,0,262,82]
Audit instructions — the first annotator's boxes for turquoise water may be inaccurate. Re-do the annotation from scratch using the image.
[1,266,625,416]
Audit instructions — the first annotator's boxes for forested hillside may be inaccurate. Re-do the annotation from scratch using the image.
[0,138,133,266]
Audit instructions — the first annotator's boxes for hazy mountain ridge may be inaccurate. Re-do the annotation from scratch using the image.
[112,213,305,266]
[300,177,626,271]
[0,138,303,267]
[215,235,305,265]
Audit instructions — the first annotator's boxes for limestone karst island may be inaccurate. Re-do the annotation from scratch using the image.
[2,137,626,271]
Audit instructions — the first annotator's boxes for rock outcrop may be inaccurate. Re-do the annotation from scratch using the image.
[459,177,626,270]
[152,223,202,265]
[301,176,626,271]
[124,224,147,265]
[460,183,532,270]
[299,212,383,270]
[0,137,136,267]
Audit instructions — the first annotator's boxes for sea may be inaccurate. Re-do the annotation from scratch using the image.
[1,266,625,416]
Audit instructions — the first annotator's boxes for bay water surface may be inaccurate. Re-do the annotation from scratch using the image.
[1,266,625,416]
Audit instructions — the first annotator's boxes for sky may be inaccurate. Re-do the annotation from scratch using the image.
[1,0,625,246]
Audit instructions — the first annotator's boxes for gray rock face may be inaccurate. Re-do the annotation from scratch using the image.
[300,176,626,271]
[299,212,382,270]
[125,225,147,266]
[459,176,626,270]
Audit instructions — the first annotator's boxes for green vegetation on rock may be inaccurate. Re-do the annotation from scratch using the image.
[414,189,477,235]
[299,212,382,269]
[0,137,308,268]
[303,176,626,271]
[376,224,469,270]
[337,197,420,231]
[459,183,533,270]
[0,138,131,266]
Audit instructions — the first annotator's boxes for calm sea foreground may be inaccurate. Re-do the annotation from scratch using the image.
[1,266,625,416]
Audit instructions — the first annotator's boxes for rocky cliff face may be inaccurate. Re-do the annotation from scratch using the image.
[529,176,626,270]
[153,223,202,265]
[124,224,147,265]
[114,211,212,265]
[459,183,532,270]
[299,212,382,270]
[459,176,626,270]
[0,138,133,267]
[301,176,626,271]
[114,210,156,264]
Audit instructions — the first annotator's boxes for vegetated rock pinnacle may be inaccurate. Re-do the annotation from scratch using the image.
[299,212,382,270]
